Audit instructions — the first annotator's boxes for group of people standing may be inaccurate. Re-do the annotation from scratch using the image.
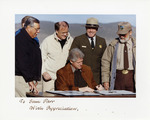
[15,16,136,97]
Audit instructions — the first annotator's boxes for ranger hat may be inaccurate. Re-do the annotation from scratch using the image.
[117,22,132,34]
[85,17,99,28]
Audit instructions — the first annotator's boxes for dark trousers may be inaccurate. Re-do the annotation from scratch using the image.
[114,70,135,92]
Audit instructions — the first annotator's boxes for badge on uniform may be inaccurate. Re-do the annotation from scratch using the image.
[82,46,87,48]
[99,45,102,48]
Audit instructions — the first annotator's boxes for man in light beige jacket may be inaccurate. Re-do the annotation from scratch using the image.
[40,21,73,91]
[101,22,136,92]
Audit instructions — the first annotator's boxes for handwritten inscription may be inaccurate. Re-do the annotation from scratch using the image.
[46,106,78,111]
[29,106,44,110]
[43,99,55,103]
[29,99,41,103]
[19,99,79,111]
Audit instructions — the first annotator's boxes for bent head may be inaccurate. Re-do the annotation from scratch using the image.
[21,16,32,28]
[71,58,83,70]
[24,17,40,38]
[68,48,84,70]
[117,22,132,41]
[118,31,132,41]
[55,21,69,40]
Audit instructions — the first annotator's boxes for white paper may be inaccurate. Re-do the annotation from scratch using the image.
[46,90,100,96]
[1,0,150,120]
[94,90,136,95]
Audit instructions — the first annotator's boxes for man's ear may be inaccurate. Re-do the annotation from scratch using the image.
[129,31,132,35]
[70,60,73,64]
[26,25,31,31]
[56,30,58,34]
[22,23,25,28]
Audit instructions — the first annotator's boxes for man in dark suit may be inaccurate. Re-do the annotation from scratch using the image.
[70,17,107,84]
[55,48,104,92]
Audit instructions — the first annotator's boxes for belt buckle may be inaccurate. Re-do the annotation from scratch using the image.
[122,70,128,74]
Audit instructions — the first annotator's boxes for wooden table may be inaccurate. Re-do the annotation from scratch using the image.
[26,92,136,98]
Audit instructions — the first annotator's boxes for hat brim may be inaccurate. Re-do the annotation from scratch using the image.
[117,30,129,34]
[85,24,99,28]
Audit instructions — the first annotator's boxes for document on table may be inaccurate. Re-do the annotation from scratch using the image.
[94,90,136,95]
[46,90,100,96]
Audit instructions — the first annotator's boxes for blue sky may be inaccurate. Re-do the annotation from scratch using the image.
[15,14,136,26]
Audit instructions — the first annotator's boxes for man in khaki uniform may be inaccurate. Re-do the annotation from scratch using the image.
[101,22,136,92]
[70,17,107,84]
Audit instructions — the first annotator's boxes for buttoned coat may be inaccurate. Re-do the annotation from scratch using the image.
[55,63,98,91]
[70,34,107,84]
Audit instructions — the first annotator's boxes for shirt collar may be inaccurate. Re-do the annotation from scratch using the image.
[71,65,76,72]
[70,65,83,73]
[88,35,96,40]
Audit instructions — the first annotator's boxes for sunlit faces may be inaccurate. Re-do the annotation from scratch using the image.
[118,31,132,41]
[86,27,98,38]
[56,26,69,40]
[26,23,40,38]
[70,58,83,70]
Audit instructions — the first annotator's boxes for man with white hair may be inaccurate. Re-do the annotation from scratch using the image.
[15,17,42,97]
[55,48,104,92]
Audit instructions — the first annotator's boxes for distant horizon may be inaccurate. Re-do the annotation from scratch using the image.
[15,14,136,27]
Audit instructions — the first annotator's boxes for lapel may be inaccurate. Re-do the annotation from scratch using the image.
[95,35,100,47]
[80,66,91,86]
[66,63,75,85]
[82,34,98,52]
[67,64,92,87]
[82,34,91,49]
[95,35,103,50]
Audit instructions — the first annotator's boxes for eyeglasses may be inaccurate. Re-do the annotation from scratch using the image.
[119,34,127,37]
[118,31,131,37]
[31,26,40,32]
[86,27,98,30]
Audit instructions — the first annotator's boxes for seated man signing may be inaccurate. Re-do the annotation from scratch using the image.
[55,48,104,92]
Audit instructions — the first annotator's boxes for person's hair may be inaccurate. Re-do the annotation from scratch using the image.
[21,16,32,27]
[68,48,84,62]
[24,17,40,29]
[54,21,69,31]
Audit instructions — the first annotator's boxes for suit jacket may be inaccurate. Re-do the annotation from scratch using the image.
[70,34,107,84]
[55,63,98,91]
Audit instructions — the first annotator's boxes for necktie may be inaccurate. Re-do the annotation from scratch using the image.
[90,37,94,49]
[74,69,87,87]
[124,42,129,69]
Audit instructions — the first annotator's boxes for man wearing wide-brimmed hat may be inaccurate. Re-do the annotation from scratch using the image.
[70,17,107,84]
[101,22,136,92]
